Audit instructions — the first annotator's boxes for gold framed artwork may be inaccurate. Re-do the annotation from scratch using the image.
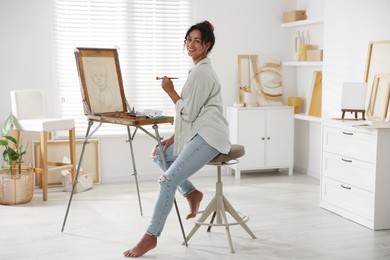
[367,73,390,121]
[364,41,390,110]
[75,48,127,115]
[33,139,100,186]
[237,54,283,106]
[307,71,322,117]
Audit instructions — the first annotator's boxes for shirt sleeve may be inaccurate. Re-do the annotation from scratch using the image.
[175,67,214,123]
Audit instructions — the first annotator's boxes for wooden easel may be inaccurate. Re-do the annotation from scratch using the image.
[341,109,366,120]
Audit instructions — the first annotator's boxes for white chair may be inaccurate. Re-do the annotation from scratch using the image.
[10,89,76,201]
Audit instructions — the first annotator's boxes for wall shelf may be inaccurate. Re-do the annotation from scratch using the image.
[281,18,324,28]
[282,61,323,67]
[294,113,322,123]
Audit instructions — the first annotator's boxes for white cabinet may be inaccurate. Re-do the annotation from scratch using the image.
[226,106,294,179]
[320,120,390,230]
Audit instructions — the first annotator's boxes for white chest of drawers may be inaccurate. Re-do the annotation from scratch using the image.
[320,120,390,230]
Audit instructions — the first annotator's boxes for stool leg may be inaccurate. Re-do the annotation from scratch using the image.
[223,196,256,239]
[207,212,216,232]
[217,194,235,253]
[40,131,48,201]
[185,196,217,243]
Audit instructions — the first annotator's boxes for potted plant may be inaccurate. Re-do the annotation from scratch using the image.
[0,114,34,205]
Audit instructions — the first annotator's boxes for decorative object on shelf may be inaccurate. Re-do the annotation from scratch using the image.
[242,89,258,107]
[288,97,303,114]
[340,82,366,120]
[299,44,314,61]
[367,73,390,122]
[237,54,283,106]
[282,10,307,23]
[307,71,322,117]
[364,40,390,110]
[0,114,33,205]
[294,31,303,61]
[307,49,323,61]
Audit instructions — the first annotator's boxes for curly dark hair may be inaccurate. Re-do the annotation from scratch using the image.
[184,20,215,53]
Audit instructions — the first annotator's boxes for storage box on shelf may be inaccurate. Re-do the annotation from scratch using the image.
[226,106,294,179]
[321,120,390,230]
[282,10,307,23]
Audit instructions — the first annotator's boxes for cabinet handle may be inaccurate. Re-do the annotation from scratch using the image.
[342,131,353,136]
[267,137,270,140]
[341,158,352,163]
[262,137,265,140]
[341,184,352,190]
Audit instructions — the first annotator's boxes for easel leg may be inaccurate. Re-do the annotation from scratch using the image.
[126,126,143,216]
[62,120,98,232]
[152,123,188,247]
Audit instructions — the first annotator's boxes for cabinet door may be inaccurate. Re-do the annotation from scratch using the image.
[238,109,265,169]
[265,109,293,167]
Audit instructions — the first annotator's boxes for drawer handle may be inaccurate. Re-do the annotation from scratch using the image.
[341,158,352,163]
[342,131,353,136]
[341,184,352,190]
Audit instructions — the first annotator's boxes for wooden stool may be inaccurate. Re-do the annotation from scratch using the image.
[185,144,256,253]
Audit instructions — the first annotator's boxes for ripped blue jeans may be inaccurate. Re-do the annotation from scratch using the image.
[147,134,219,237]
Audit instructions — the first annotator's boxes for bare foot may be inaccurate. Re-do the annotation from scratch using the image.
[123,233,157,258]
[185,189,203,219]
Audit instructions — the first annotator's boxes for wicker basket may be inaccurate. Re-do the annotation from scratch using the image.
[0,167,34,205]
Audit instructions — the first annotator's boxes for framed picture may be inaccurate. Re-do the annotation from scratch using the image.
[75,47,127,115]
[237,54,283,106]
[364,41,390,110]
[33,139,100,186]
[367,73,390,121]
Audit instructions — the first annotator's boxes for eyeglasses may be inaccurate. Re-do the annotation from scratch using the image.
[185,37,202,45]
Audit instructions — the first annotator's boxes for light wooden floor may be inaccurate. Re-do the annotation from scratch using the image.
[1,171,390,260]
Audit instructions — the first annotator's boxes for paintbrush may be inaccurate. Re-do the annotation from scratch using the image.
[156,77,179,80]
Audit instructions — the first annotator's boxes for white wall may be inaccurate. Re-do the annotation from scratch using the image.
[2,0,389,183]
[322,0,390,118]
[0,0,292,182]
[193,0,295,105]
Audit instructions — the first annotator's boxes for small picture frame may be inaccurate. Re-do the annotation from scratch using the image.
[74,47,127,115]
[367,73,390,121]
[364,41,390,110]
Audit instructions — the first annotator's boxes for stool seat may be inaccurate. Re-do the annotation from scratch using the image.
[185,144,256,253]
[209,144,245,164]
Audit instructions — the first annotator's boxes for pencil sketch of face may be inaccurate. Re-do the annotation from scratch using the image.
[91,63,107,90]
[83,57,124,113]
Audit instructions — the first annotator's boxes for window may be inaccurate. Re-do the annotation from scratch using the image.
[53,0,193,136]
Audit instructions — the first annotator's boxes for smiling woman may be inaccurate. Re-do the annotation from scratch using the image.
[53,0,193,136]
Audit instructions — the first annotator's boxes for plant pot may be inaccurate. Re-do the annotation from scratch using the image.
[0,167,34,205]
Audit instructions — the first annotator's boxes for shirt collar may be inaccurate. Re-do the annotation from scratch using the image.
[189,57,210,74]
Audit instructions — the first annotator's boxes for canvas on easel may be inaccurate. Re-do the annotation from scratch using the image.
[74,48,128,115]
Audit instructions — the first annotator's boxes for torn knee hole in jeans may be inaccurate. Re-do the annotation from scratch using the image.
[159,174,169,182]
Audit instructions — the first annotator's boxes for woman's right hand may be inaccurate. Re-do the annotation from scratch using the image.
[151,135,174,157]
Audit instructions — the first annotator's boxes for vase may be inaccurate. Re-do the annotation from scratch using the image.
[0,167,34,205]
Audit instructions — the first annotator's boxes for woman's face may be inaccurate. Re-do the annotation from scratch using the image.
[185,29,210,64]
